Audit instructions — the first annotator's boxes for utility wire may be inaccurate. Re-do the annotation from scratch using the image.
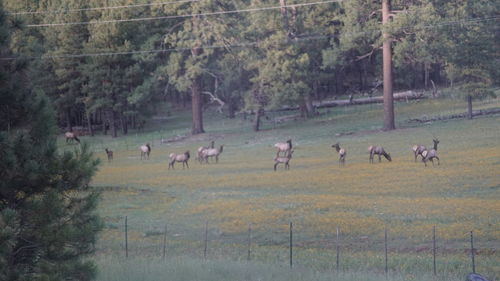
[26,0,343,27]
[0,34,335,61]
[1,16,497,61]
[7,0,201,15]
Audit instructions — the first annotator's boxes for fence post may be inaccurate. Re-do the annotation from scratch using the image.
[384,228,388,275]
[470,231,476,273]
[289,222,293,269]
[162,224,167,259]
[433,226,437,276]
[125,216,128,258]
[336,226,340,272]
[204,221,208,260]
[247,224,252,261]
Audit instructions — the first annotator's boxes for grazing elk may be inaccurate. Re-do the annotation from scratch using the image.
[274,150,294,171]
[332,143,346,166]
[201,145,224,164]
[368,145,392,163]
[274,139,292,157]
[105,148,113,162]
[197,140,215,163]
[412,144,427,162]
[422,138,440,166]
[168,151,190,169]
[140,143,151,160]
[65,131,80,144]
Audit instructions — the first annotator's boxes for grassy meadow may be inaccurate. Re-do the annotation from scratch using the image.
[68,96,500,280]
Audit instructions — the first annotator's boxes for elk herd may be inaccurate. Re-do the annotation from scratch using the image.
[135,137,440,171]
[66,131,440,171]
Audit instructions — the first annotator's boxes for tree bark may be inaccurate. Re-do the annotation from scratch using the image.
[110,110,118,138]
[228,101,236,119]
[66,109,73,132]
[121,113,128,135]
[253,108,263,132]
[86,109,94,137]
[191,75,205,135]
[304,93,316,117]
[424,62,430,89]
[467,95,473,120]
[382,0,395,131]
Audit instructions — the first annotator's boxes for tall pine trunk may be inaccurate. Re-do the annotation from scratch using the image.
[467,95,473,120]
[66,109,73,132]
[228,101,236,119]
[304,94,315,117]
[191,75,205,135]
[86,110,94,136]
[382,0,395,131]
[253,108,263,132]
[121,113,128,135]
[110,110,118,138]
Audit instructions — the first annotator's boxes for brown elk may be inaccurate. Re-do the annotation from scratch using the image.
[274,150,294,171]
[105,148,113,162]
[197,140,215,163]
[201,145,223,164]
[422,138,440,166]
[169,151,190,169]
[412,144,427,162]
[368,145,392,163]
[140,143,151,160]
[65,131,80,144]
[274,139,292,157]
[332,143,346,166]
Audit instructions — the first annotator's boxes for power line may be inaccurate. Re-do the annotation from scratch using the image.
[1,16,497,61]
[419,16,500,29]
[7,0,201,15]
[26,0,343,27]
[0,34,335,61]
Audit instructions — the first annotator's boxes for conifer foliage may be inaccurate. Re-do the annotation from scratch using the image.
[0,5,102,281]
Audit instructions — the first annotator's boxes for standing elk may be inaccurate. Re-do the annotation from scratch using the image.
[274,139,292,157]
[422,138,440,166]
[274,150,294,171]
[65,131,80,144]
[169,151,190,169]
[105,148,113,162]
[201,145,224,164]
[412,144,427,162]
[197,140,215,163]
[368,145,392,163]
[140,143,151,160]
[332,143,346,166]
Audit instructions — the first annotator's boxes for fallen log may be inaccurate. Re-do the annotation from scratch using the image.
[269,91,426,112]
[407,108,500,123]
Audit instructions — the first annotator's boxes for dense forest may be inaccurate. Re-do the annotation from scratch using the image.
[3,0,498,135]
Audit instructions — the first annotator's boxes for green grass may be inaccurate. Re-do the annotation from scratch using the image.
[70,96,500,280]
[95,256,468,281]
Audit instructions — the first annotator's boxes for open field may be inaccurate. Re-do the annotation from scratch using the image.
[69,96,500,280]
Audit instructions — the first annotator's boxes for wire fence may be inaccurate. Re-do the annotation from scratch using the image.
[95,216,499,278]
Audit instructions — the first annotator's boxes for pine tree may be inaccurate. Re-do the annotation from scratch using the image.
[46,0,90,132]
[0,5,102,280]
[440,0,498,119]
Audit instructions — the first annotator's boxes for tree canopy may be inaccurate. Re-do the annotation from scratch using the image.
[2,0,498,134]
[0,4,102,280]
